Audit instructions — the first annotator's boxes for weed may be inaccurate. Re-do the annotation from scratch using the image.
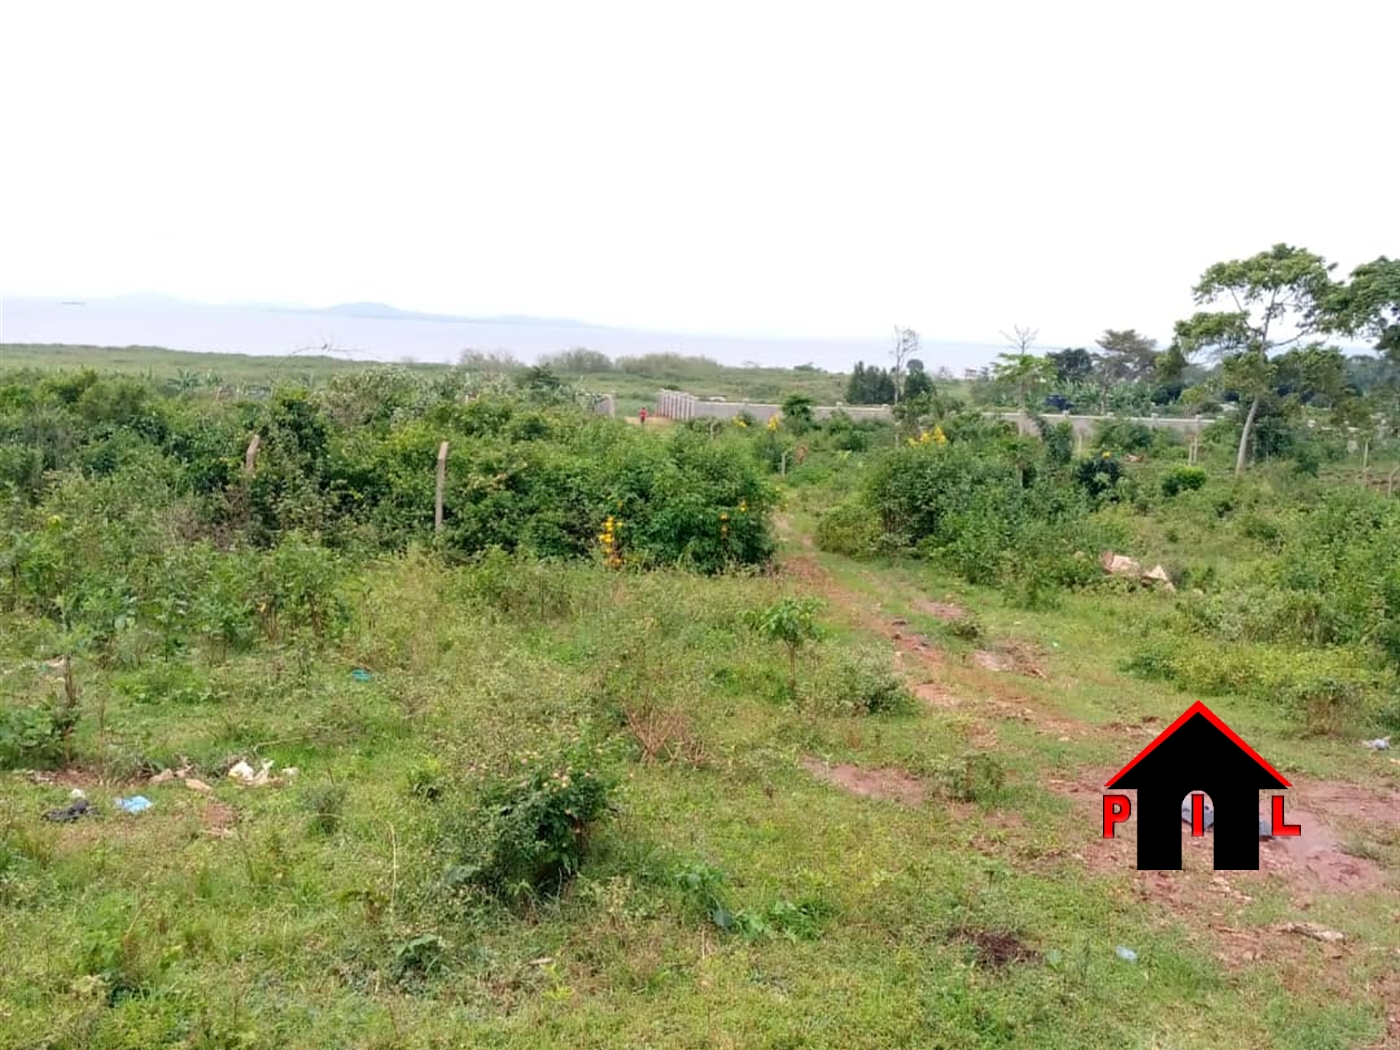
[302,782,349,835]
[445,747,616,903]
[622,702,707,766]
[811,645,913,716]
[935,751,1007,803]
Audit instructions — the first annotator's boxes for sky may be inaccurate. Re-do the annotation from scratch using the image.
[1,0,1398,348]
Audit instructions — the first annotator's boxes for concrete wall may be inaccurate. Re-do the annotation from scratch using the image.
[993,412,1214,439]
[652,391,1217,436]
[656,389,892,423]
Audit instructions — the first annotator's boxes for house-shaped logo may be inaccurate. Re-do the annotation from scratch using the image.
[1102,701,1299,870]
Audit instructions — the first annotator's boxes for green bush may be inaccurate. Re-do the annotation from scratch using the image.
[936,751,1006,803]
[445,748,616,903]
[1161,465,1207,498]
[1074,454,1126,502]
[811,645,913,715]
[0,706,66,770]
[1093,418,1156,455]
[815,500,881,557]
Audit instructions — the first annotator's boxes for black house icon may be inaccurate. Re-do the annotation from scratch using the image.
[1105,701,1290,870]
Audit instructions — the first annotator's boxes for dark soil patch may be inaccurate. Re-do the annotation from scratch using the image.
[800,757,928,805]
[954,928,1039,967]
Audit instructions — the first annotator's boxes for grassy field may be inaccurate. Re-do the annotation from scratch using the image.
[2,515,1397,1048]
[0,351,1397,1049]
[0,344,861,414]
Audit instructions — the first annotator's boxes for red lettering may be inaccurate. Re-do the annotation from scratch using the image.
[1271,795,1302,837]
[1103,794,1132,838]
[1190,793,1206,837]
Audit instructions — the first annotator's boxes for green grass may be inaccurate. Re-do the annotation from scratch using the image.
[2,515,1395,1049]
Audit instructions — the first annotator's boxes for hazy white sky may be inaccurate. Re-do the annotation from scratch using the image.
[1,0,1397,345]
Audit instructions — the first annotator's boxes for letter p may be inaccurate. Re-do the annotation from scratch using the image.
[1103,794,1132,838]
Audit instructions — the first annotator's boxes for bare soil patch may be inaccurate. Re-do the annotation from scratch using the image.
[800,756,928,805]
[916,599,968,621]
[201,801,238,838]
[1047,773,1390,897]
[971,641,1046,678]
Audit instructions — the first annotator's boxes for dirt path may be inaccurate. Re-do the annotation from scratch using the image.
[775,529,1398,1005]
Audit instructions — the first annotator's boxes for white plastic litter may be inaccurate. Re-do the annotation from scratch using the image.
[227,759,297,787]
[1361,737,1390,751]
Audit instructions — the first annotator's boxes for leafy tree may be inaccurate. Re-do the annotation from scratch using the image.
[746,597,823,696]
[1047,347,1094,383]
[991,352,1055,408]
[780,394,815,434]
[903,359,935,399]
[1316,256,1400,361]
[1094,329,1159,383]
[1173,244,1336,476]
[845,362,896,405]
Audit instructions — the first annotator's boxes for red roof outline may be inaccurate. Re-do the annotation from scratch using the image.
[1104,700,1290,789]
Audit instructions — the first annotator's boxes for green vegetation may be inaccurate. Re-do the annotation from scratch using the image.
[2,250,1399,1048]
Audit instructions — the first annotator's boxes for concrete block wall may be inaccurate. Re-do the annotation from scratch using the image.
[655,389,893,423]
[993,412,1213,438]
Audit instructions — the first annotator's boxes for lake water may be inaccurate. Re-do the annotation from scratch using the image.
[0,298,1001,373]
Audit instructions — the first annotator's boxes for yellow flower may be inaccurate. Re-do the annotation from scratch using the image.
[932,425,947,445]
[734,418,748,428]
[1101,450,1112,459]
[766,416,779,431]
[738,499,748,513]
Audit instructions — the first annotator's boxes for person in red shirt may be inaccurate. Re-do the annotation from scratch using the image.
[639,407,648,425]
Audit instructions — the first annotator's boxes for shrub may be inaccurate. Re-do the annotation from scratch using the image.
[746,597,824,697]
[811,645,913,715]
[1093,418,1156,455]
[1161,465,1207,498]
[0,706,66,770]
[936,751,1006,803]
[1074,454,1126,502]
[815,500,881,557]
[445,748,616,903]
[302,783,350,836]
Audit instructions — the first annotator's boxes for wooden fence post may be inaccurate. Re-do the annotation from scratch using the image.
[244,434,260,475]
[435,442,449,532]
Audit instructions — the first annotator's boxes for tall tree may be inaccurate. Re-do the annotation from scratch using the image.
[1094,329,1159,382]
[1315,256,1400,362]
[991,352,1056,408]
[1047,347,1094,383]
[891,327,920,402]
[1173,244,1336,476]
[904,360,935,399]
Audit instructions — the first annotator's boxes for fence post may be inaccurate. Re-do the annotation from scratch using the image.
[435,441,449,533]
[244,434,260,474]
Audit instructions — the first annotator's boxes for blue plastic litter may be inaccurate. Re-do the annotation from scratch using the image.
[115,796,152,814]
[1115,946,1138,962]
[1181,797,1274,838]
[351,668,372,682]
